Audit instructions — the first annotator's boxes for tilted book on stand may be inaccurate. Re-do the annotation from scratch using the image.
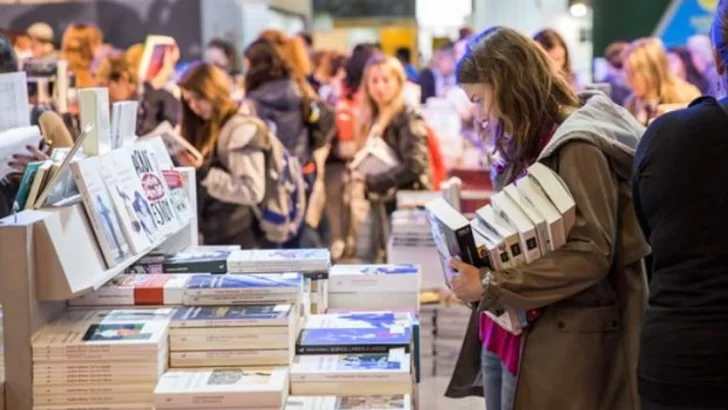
[140,121,203,168]
[111,100,139,149]
[78,87,112,156]
[142,136,194,223]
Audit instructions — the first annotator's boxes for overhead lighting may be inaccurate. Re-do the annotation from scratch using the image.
[569,2,588,17]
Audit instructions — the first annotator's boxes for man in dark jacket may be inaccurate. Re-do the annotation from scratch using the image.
[417,41,457,104]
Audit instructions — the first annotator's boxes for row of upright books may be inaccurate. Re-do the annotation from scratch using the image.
[28,246,425,409]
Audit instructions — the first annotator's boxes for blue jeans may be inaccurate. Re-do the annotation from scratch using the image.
[482,348,517,410]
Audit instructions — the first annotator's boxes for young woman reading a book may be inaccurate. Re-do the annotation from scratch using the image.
[351,54,431,262]
[178,63,268,248]
[446,27,649,409]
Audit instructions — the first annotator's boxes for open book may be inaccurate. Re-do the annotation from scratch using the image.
[139,121,202,168]
[349,136,400,176]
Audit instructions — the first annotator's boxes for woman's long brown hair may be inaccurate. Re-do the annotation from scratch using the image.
[61,23,102,88]
[178,63,240,158]
[457,27,579,169]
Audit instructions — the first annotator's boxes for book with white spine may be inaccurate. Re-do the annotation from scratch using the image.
[515,176,565,249]
[328,264,420,294]
[78,87,112,156]
[111,100,138,149]
[476,205,526,267]
[184,273,303,298]
[491,191,541,263]
[470,220,510,270]
[290,350,411,384]
[527,162,576,235]
[68,274,191,307]
[285,395,412,410]
[153,367,288,409]
[228,249,331,273]
[503,184,551,255]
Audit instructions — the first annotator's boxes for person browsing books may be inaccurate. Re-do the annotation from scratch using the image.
[445,27,649,410]
[178,63,269,248]
[351,54,431,263]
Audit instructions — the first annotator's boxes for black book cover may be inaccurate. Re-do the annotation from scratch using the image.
[162,250,231,274]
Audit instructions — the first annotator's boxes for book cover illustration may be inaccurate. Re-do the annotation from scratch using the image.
[207,369,271,386]
[307,313,412,330]
[336,354,403,371]
[164,249,231,273]
[331,265,418,276]
[336,395,408,409]
[186,273,303,290]
[144,136,193,223]
[12,160,43,211]
[299,328,411,348]
[131,141,181,237]
[82,323,152,342]
[71,156,131,267]
[172,305,291,323]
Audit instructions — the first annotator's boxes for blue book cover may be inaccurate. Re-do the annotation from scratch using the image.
[333,264,419,275]
[186,273,302,291]
[306,312,412,329]
[12,160,43,212]
[172,305,291,323]
[297,328,412,355]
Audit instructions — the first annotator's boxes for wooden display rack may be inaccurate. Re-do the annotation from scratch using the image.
[0,168,198,410]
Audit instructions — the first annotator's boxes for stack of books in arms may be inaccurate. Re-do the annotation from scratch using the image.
[327,264,420,313]
[387,209,447,291]
[426,162,576,335]
[31,308,172,408]
[291,312,413,397]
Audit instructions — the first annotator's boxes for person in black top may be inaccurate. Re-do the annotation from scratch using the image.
[633,2,728,408]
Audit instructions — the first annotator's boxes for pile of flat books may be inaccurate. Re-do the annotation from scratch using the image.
[327,264,420,313]
[387,209,447,291]
[169,303,298,369]
[31,308,172,407]
[285,394,413,409]
[291,312,414,397]
[154,367,289,409]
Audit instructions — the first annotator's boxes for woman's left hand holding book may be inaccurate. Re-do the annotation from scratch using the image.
[8,144,48,174]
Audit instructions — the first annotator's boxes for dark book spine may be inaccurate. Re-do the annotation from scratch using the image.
[455,225,489,268]
[163,261,228,274]
[295,343,411,355]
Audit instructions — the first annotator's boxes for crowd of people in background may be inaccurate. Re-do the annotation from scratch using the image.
[2,9,728,409]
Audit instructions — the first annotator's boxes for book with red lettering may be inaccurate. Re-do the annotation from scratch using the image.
[68,274,192,307]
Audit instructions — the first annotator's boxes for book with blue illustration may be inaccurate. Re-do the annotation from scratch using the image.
[228,248,331,273]
[171,305,293,328]
[297,313,412,355]
[186,273,302,294]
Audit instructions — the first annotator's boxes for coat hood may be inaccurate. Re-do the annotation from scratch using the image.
[246,78,303,112]
[539,91,646,180]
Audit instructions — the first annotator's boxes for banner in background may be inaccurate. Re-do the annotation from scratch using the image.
[656,0,718,46]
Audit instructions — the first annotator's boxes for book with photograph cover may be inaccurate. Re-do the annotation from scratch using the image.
[70,156,131,267]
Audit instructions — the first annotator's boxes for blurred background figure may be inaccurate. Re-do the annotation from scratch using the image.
[667,46,710,95]
[27,22,57,61]
[61,23,103,88]
[455,26,475,61]
[603,41,631,105]
[0,33,17,73]
[687,34,720,96]
[12,32,32,62]
[417,41,457,104]
[623,38,700,125]
[395,47,418,82]
[206,38,238,76]
[534,28,578,89]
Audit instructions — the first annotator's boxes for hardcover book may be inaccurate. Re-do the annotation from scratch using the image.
[70,156,131,267]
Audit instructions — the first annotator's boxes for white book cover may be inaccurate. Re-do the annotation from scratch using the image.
[51,307,175,326]
[0,126,42,183]
[68,274,191,307]
[70,156,131,267]
[304,312,412,331]
[470,222,506,270]
[515,177,566,249]
[97,148,153,254]
[285,395,412,410]
[170,349,291,368]
[142,136,194,224]
[0,71,31,132]
[228,249,331,273]
[32,319,168,354]
[349,137,400,176]
[503,185,551,255]
[476,205,526,267]
[78,88,112,156]
[290,350,411,383]
[111,101,138,149]
[131,139,182,237]
[139,121,203,166]
[491,191,541,263]
[527,162,576,236]
[328,264,420,294]
[153,367,288,409]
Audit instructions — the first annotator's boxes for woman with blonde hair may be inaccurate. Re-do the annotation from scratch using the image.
[178,63,269,248]
[624,38,701,124]
[352,54,431,262]
[61,23,103,88]
[446,27,648,409]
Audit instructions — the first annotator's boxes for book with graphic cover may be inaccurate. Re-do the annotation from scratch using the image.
[70,156,131,267]
[12,160,43,211]
[171,304,294,328]
[143,136,193,224]
[163,249,232,273]
[297,313,412,355]
[68,274,191,306]
[290,351,410,383]
[185,273,303,296]
[285,395,412,410]
[329,264,420,294]
[153,367,288,409]
[228,249,331,273]
[131,138,182,237]
[425,197,487,287]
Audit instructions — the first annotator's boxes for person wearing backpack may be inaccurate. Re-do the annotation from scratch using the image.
[352,54,431,263]
[178,63,305,248]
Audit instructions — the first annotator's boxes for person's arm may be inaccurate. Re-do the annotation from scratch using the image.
[477,142,619,312]
[365,112,430,195]
[201,122,266,206]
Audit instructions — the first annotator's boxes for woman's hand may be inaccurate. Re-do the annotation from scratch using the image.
[175,151,203,169]
[8,145,49,173]
[450,258,485,303]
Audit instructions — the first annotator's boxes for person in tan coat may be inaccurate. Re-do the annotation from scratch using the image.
[446,27,650,409]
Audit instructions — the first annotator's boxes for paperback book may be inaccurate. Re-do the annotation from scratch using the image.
[0,126,42,184]
[142,135,193,223]
[78,87,112,156]
[285,395,412,410]
[328,264,420,294]
[68,274,191,307]
[228,249,331,273]
[183,273,303,305]
[163,249,233,273]
[171,304,294,328]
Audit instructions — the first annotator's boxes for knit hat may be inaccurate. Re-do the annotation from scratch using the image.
[27,22,54,43]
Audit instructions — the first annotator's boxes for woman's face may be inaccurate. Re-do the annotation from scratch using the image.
[667,52,687,80]
[108,74,136,103]
[625,62,649,99]
[182,89,214,120]
[547,46,567,73]
[366,65,400,108]
[460,83,496,128]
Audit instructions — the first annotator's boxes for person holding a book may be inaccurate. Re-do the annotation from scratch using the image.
[632,3,728,409]
[445,27,649,409]
[351,53,431,263]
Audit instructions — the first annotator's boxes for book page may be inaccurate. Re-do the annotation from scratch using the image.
[0,126,42,182]
[0,72,31,132]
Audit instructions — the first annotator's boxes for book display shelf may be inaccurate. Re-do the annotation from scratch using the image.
[0,166,198,410]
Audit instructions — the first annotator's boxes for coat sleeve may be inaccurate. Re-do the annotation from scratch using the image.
[477,141,619,312]
[365,112,430,195]
[201,122,267,206]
